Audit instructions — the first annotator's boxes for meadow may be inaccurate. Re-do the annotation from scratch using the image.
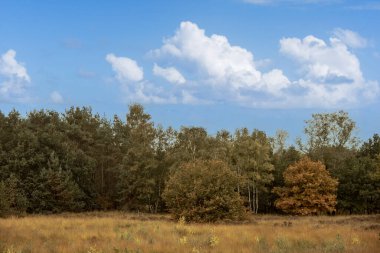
[0,212,379,253]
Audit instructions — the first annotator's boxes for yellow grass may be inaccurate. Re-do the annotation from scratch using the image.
[0,212,379,253]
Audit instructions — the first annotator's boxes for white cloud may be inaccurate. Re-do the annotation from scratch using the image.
[150,21,379,108]
[332,28,367,48]
[153,21,262,91]
[280,35,363,82]
[152,21,293,100]
[181,90,211,105]
[262,69,291,95]
[106,22,378,108]
[0,49,30,82]
[120,80,178,104]
[280,34,379,107]
[105,53,143,82]
[153,64,186,84]
[50,91,64,104]
[105,54,176,104]
[0,49,31,101]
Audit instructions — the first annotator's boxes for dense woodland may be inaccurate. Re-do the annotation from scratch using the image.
[0,104,379,219]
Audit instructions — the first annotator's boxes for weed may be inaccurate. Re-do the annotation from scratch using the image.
[119,231,132,240]
[209,235,219,247]
[179,236,188,245]
[87,246,102,253]
[293,239,316,251]
[255,236,269,252]
[274,237,291,253]
[322,234,345,253]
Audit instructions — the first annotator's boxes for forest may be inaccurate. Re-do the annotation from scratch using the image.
[0,104,379,220]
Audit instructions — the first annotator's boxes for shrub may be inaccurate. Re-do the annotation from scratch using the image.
[163,160,245,222]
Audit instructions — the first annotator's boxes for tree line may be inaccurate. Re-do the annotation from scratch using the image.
[0,105,379,218]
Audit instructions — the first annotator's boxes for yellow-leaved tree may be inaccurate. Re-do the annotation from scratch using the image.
[273,157,338,215]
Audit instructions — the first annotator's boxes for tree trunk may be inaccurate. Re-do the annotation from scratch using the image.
[237,166,240,194]
[255,187,259,214]
[247,184,251,212]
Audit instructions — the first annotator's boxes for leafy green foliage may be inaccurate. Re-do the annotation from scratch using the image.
[0,106,378,217]
[231,128,274,213]
[0,174,28,217]
[163,160,245,222]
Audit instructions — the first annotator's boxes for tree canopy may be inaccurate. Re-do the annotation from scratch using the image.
[274,157,338,215]
[163,160,245,222]
[0,106,378,219]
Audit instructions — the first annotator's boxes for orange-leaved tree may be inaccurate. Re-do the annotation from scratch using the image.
[273,157,338,215]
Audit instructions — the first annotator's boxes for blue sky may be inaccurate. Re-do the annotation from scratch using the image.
[1,0,379,143]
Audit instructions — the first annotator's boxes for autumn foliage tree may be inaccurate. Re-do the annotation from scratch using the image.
[274,157,338,215]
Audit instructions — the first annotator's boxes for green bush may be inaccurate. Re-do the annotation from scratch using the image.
[163,160,245,222]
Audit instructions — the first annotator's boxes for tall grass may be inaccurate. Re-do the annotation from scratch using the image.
[0,212,379,253]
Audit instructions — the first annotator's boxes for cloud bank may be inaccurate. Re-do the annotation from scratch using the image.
[105,21,379,108]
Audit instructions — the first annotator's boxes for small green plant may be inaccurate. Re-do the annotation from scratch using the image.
[254,236,269,252]
[178,216,186,225]
[119,231,132,240]
[275,237,291,253]
[5,247,17,253]
[293,239,316,251]
[87,246,102,253]
[175,216,191,236]
[179,236,188,245]
[322,234,345,253]
[209,235,219,247]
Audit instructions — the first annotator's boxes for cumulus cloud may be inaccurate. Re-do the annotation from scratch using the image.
[280,33,378,107]
[262,69,291,95]
[105,53,143,82]
[50,91,64,104]
[0,49,31,101]
[153,64,186,84]
[151,21,294,104]
[105,54,177,104]
[152,21,262,90]
[107,22,378,108]
[332,28,367,48]
[280,35,363,82]
[120,80,178,104]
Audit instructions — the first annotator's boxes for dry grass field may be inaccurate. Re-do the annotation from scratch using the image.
[0,212,379,253]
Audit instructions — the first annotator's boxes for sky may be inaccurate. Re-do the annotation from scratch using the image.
[1,0,380,143]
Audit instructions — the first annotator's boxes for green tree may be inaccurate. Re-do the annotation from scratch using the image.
[297,111,361,213]
[299,110,358,152]
[163,160,245,222]
[274,157,338,215]
[116,104,157,211]
[172,127,210,163]
[231,128,274,213]
[0,174,28,217]
[29,152,85,213]
[151,125,177,213]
